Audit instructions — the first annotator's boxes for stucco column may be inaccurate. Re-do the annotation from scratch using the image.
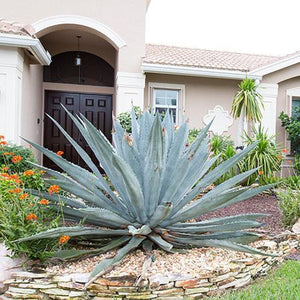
[115,72,145,115]
[257,83,278,136]
[0,47,23,144]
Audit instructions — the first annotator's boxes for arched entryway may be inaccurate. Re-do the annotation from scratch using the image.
[37,24,117,170]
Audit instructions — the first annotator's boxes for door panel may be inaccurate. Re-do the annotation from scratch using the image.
[44,91,112,171]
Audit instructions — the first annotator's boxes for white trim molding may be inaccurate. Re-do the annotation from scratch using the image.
[32,15,126,49]
[257,83,278,136]
[116,72,145,115]
[148,82,185,123]
[142,63,262,80]
[250,52,300,77]
[0,33,51,65]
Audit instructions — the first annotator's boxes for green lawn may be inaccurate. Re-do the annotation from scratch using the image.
[211,261,300,300]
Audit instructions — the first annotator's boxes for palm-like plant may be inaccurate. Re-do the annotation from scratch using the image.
[239,125,282,185]
[231,78,264,145]
[18,107,273,285]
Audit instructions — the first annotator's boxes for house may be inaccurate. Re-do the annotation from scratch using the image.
[0,0,299,169]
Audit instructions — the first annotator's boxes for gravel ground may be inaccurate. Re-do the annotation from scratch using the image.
[199,194,284,235]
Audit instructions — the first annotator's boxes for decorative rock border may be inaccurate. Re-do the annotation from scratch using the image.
[3,233,299,300]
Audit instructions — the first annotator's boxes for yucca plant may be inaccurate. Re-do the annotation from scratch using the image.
[18,107,274,285]
[231,78,264,145]
[239,125,282,185]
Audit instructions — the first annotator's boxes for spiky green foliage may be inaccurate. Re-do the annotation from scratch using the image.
[18,107,274,284]
[231,78,264,122]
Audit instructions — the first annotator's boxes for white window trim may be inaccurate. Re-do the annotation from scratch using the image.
[148,82,185,124]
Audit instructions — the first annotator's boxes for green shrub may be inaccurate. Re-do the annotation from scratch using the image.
[277,188,300,227]
[0,141,36,174]
[117,106,141,133]
[279,107,300,155]
[282,175,300,190]
[0,166,61,260]
[210,134,237,184]
[188,128,201,143]
[239,125,282,185]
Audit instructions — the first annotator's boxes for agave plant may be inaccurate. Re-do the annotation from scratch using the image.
[18,107,273,285]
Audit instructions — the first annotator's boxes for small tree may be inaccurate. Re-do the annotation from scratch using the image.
[231,78,264,146]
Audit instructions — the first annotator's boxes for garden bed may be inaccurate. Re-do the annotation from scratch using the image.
[3,233,299,300]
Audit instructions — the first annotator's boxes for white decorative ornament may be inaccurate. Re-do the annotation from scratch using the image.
[203,105,233,135]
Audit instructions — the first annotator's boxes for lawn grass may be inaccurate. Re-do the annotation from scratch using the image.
[211,260,300,300]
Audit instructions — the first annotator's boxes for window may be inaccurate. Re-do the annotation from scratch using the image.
[292,97,300,118]
[153,89,179,123]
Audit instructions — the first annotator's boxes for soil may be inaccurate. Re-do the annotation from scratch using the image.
[198,193,286,235]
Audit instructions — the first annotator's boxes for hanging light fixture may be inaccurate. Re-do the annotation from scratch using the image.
[75,35,82,66]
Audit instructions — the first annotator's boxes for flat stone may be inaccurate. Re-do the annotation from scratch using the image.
[119,291,151,296]
[184,287,210,295]
[109,286,138,293]
[167,274,195,282]
[153,283,174,291]
[69,291,86,297]
[149,275,170,286]
[154,288,183,296]
[18,283,57,289]
[125,294,157,299]
[58,282,85,290]
[184,293,204,299]
[4,291,43,299]
[96,275,136,287]
[94,298,122,300]
[216,277,235,287]
[53,273,89,283]
[8,287,36,294]
[11,272,50,279]
[40,288,70,296]
[175,279,208,289]
[156,296,184,300]
[209,272,236,283]
[234,275,251,288]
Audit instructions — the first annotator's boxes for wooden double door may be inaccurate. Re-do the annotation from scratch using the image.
[44,90,112,171]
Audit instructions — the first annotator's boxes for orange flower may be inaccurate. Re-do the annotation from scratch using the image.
[258,170,264,175]
[58,235,70,245]
[0,135,4,140]
[9,174,19,180]
[12,155,22,164]
[277,155,282,159]
[2,166,8,171]
[49,185,60,195]
[23,170,35,176]
[3,152,11,156]
[282,149,288,153]
[0,141,8,146]
[40,170,46,175]
[19,193,29,200]
[26,214,37,221]
[39,199,50,205]
[56,151,64,156]
[1,173,9,178]
[12,188,21,194]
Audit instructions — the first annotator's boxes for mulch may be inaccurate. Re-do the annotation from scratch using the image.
[198,193,286,235]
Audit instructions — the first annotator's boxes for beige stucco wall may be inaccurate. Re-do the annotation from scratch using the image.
[0,0,147,72]
[21,56,43,160]
[145,73,240,143]
[262,63,300,150]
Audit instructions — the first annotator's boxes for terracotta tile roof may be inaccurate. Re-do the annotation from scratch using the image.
[144,44,282,72]
[0,19,35,37]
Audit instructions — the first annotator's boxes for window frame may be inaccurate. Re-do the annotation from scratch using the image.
[148,82,185,124]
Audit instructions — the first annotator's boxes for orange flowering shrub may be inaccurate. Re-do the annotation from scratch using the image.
[23,170,35,176]
[12,155,22,164]
[26,214,38,221]
[19,193,29,200]
[39,199,50,205]
[0,135,5,140]
[49,185,60,195]
[0,141,8,146]
[56,151,64,156]
[258,170,264,175]
[58,235,70,245]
